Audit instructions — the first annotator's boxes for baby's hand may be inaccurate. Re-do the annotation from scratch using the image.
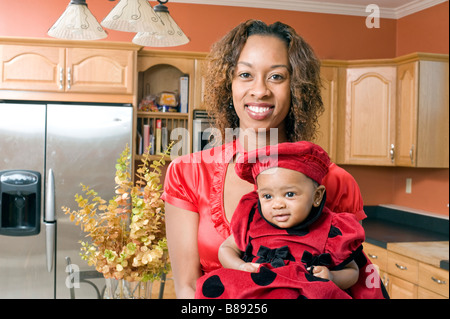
[311,266,333,281]
[238,262,260,273]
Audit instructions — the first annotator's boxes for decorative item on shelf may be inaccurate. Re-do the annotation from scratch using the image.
[47,0,107,40]
[132,0,190,47]
[101,0,166,34]
[139,95,159,112]
[62,144,172,299]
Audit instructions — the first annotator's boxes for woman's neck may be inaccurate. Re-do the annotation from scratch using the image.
[238,128,288,152]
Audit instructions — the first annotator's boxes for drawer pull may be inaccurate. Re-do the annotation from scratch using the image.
[431,277,446,285]
[368,253,378,259]
[395,263,407,270]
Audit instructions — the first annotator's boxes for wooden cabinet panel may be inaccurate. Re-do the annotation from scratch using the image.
[66,48,134,94]
[0,44,65,91]
[396,59,449,168]
[389,275,418,299]
[418,262,449,297]
[387,251,418,284]
[364,242,388,271]
[339,66,396,165]
[317,66,339,161]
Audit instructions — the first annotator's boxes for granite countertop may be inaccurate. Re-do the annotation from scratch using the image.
[362,205,449,270]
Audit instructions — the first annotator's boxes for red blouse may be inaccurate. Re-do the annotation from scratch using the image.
[162,139,366,274]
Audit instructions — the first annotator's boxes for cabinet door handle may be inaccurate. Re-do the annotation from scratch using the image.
[390,144,395,163]
[409,145,414,165]
[59,67,64,90]
[431,277,446,285]
[395,263,407,270]
[368,253,378,259]
[67,67,71,90]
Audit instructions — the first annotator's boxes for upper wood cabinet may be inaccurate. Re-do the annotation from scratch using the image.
[396,57,449,168]
[337,65,397,166]
[333,53,448,168]
[0,38,139,103]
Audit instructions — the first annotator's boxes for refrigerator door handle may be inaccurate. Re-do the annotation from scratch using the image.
[45,169,56,272]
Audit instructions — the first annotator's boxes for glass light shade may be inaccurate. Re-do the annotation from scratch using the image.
[101,0,166,33]
[48,1,107,40]
[132,3,189,47]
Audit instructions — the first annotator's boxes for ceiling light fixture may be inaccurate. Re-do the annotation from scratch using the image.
[132,0,190,47]
[47,0,107,40]
[101,0,166,34]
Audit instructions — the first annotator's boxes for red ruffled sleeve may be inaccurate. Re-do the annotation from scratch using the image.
[161,154,199,213]
[325,212,365,269]
[322,163,366,221]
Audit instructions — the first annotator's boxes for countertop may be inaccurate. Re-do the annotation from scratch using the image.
[362,205,449,270]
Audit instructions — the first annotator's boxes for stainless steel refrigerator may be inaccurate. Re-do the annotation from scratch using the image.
[0,101,133,298]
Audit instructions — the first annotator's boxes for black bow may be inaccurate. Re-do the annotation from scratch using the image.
[301,251,331,273]
[256,245,292,268]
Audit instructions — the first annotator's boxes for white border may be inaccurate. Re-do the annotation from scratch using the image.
[168,0,448,19]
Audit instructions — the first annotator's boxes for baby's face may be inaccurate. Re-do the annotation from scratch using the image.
[256,167,324,228]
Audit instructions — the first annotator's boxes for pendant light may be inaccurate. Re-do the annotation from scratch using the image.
[132,0,189,47]
[47,0,107,40]
[101,0,166,34]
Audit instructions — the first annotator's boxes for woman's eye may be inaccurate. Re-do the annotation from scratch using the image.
[238,72,251,79]
[270,74,284,81]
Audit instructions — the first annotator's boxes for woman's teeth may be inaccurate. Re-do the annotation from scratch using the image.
[247,106,271,113]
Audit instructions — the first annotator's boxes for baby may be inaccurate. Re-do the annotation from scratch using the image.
[196,141,365,299]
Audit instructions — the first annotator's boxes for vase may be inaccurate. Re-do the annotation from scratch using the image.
[104,278,132,299]
[103,278,153,299]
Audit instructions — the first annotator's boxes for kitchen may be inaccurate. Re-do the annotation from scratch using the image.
[0,0,448,299]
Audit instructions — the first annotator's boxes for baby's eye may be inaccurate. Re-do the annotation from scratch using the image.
[285,192,295,198]
[263,194,272,200]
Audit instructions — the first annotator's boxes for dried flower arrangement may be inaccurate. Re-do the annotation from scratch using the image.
[62,144,171,283]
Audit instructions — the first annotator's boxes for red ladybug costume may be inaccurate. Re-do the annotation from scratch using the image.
[195,142,388,299]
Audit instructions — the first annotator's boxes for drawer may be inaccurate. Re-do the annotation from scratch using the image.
[387,251,418,284]
[419,263,449,298]
[363,242,388,271]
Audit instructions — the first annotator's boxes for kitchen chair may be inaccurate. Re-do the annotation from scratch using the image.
[65,256,168,299]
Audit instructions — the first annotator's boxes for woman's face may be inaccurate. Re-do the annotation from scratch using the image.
[232,35,291,135]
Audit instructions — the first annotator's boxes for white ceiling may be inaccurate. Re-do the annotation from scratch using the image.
[169,0,448,19]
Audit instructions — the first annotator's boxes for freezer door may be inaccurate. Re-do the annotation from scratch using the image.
[46,104,132,299]
[0,103,54,298]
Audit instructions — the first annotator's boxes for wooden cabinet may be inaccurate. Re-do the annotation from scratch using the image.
[364,241,449,299]
[0,44,64,92]
[0,38,138,103]
[0,44,135,94]
[337,65,397,165]
[334,53,448,167]
[396,57,449,167]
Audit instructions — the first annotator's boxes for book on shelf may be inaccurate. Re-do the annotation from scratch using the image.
[143,124,150,154]
[155,119,162,154]
[179,75,189,113]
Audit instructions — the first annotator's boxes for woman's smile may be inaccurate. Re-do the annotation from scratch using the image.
[245,103,274,120]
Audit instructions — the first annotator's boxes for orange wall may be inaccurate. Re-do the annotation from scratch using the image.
[397,1,449,56]
[0,1,448,216]
[0,1,397,59]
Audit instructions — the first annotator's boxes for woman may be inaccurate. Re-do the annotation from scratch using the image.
[162,20,383,299]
